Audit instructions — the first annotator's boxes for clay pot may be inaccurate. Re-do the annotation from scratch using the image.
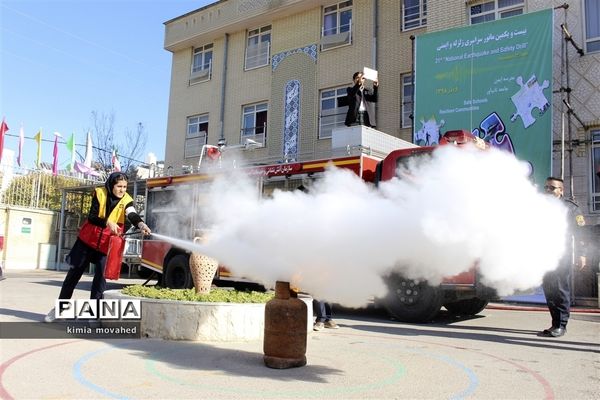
[263,281,307,368]
[189,236,219,294]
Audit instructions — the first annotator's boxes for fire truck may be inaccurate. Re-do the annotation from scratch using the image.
[138,128,495,322]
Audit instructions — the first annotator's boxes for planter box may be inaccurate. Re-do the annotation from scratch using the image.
[104,290,313,341]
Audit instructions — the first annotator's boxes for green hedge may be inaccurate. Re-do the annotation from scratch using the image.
[122,285,274,303]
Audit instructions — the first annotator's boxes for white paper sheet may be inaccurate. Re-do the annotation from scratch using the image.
[362,67,378,82]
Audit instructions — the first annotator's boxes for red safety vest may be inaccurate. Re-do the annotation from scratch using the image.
[78,188,133,254]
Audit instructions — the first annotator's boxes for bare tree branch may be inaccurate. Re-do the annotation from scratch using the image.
[90,110,115,169]
[122,122,147,172]
[88,111,148,174]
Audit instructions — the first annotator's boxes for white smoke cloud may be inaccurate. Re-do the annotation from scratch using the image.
[181,145,567,307]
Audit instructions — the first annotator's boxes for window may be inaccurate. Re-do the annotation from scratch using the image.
[245,25,271,70]
[401,74,414,129]
[319,86,348,139]
[241,103,267,146]
[321,1,352,50]
[585,0,600,53]
[592,130,600,211]
[402,0,427,30]
[470,0,524,24]
[190,44,213,84]
[185,114,208,158]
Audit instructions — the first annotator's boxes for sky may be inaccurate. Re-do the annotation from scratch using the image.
[1,0,215,170]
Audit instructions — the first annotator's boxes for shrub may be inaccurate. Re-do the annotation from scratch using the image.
[122,285,273,303]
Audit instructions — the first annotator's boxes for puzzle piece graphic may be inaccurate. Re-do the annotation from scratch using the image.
[415,117,445,146]
[510,75,550,129]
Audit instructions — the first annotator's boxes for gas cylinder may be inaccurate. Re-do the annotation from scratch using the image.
[263,281,307,368]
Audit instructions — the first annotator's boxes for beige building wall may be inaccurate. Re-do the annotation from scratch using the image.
[1,206,58,270]
[164,0,600,218]
[377,0,411,141]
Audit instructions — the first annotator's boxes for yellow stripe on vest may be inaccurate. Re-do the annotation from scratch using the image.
[94,187,134,224]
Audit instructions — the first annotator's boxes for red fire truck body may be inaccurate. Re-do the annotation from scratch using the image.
[138,130,494,322]
[140,154,380,285]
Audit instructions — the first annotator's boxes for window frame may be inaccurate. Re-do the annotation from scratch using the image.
[401,74,414,129]
[245,25,272,70]
[190,43,213,84]
[185,114,209,158]
[469,0,524,25]
[402,0,427,31]
[321,1,353,51]
[241,102,268,147]
[584,0,600,54]
[319,85,349,139]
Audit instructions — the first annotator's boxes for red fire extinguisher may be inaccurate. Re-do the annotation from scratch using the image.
[104,234,125,280]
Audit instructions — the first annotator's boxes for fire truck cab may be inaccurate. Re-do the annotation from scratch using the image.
[375,130,495,322]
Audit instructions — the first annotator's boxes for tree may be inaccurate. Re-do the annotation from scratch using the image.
[89,111,148,173]
[2,172,88,211]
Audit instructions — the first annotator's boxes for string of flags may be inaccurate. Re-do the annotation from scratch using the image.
[0,117,123,176]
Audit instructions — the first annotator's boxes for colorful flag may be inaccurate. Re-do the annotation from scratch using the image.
[0,118,8,162]
[74,131,99,177]
[34,129,42,168]
[74,160,101,177]
[17,125,24,167]
[66,133,75,171]
[84,131,93,167]
[112,149,121,172]
[52,132,61,176]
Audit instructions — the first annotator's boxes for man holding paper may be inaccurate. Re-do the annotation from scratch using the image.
[345,69,379,128]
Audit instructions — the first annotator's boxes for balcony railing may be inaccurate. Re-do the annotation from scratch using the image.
[245,41,270,70]
[320,20,352,50]
[184,132,207,158]
[319,110,346,139]
[241,124,266,148]
[189,59,212,84]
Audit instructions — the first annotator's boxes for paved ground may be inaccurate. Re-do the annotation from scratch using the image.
[0,270,599,400]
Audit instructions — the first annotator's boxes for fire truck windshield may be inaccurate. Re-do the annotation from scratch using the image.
[395,151,432,180]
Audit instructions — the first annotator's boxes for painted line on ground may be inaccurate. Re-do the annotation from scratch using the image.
[72,346,131,400]
[336,331,555,400]
[0,340,79,400]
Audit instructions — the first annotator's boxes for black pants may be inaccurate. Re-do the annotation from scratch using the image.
[58,238,107,300]
[542,262,572,328]
[349,111,373,128]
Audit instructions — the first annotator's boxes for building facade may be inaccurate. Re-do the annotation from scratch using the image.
[163,0,599,303]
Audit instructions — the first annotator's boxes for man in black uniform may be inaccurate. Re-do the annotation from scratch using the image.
[540,177,586,337]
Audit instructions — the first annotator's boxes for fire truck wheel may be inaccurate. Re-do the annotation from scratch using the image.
[382,274,443,323]
[444,298,488,316]
[164,254,193,289]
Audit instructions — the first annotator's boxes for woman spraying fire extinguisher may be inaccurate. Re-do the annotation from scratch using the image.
[44,172,151,323]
